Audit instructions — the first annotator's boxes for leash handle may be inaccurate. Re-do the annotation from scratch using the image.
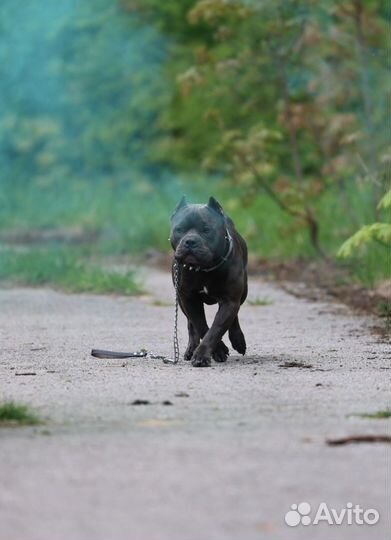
[91,349,147,359]
[91,264,181,365]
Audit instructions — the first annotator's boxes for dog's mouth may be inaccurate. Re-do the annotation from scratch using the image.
[175,252,199,265]
[174,245,213,267]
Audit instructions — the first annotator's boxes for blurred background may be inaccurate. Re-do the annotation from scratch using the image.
[0,0,389,294]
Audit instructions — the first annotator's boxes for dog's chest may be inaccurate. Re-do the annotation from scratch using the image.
[183,273,221,304]
[197,282,220,304]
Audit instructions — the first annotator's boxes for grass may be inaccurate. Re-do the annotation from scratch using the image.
[229,182,390,287]
[378,301,391,318]
[1,176,389,288]
[0,174,207,254]
[151,299,173,306]
[0,401,41,426]
[248,297,273,306]
[350,410,391,420]
[0,248,141,295]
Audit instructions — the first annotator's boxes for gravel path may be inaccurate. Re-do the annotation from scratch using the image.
[0,268,389,540]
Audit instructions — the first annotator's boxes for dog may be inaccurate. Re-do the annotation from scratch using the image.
[170,196,248,367]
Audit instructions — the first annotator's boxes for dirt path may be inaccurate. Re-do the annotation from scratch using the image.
[0,268,389,540]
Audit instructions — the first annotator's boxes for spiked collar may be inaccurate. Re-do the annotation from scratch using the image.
[180,230,233,273]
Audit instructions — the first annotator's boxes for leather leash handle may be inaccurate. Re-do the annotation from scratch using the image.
[91,349,147,359]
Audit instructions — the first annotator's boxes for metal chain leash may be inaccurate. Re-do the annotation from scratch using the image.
[163,262,180,364]
[91,263,181,364]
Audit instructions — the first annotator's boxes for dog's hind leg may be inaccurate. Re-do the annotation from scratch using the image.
[229,316,246,355]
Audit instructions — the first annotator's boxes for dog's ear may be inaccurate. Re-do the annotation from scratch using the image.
[207,196,224,215]
[171,195,188,219]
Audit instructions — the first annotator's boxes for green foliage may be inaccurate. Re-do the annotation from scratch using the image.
[378,301,391,321]
[0,402,41,426]
[338,187,391,262]
[0,0,390,290]
[122,0,209,42]
[338,223,391,257]
[378,189,391,210]
[142,0,390,259]
[0,248,141,295]
[1,175,212,252]
[0,0,169,189]
[2,171,389,286]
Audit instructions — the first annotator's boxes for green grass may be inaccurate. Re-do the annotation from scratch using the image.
[350,409,391,420]
[209,180,389,288]
[378,301,391,318]
[1,176,389,288]
[0,401,41,426]
[0,174,210,254]
[0,248,141,295]
[247,297,273,306]
[151,298,173,306]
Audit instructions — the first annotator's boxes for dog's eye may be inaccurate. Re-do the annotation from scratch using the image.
[203,226,211,234]
[174,227,183,235]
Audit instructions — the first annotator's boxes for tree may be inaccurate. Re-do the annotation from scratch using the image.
[0,0,169,190]
[142,0,390,257]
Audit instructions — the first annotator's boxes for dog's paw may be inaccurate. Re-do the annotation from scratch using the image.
[213,341,229,363]
[191,347,211,367]
[184,344,196,361]
[191,355,211,368]
[229,329,246,355]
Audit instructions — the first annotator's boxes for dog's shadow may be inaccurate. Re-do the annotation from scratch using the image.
[217,354,316,370]
[216,354,273,367]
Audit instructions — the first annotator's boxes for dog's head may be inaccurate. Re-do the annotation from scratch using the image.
[170,196,228,268]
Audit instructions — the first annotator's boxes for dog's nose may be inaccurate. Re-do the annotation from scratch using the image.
[184,238,198,249]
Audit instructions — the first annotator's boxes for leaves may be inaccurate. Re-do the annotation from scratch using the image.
[188,0,252,26]
[339,186,391,258]
[378,189,391,210]
[0,0,169,187]
[338,223,391,258]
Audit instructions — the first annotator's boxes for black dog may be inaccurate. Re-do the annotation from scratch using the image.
[170,196,248,367]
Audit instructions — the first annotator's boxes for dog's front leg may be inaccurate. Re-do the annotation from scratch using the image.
[191,300,240,367]
[184,320,200,361]
[179,295,209,361]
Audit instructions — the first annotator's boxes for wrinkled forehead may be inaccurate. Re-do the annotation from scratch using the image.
[172,204,224,229]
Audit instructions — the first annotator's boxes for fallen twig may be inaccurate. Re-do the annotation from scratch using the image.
[131,399,150,406]
[326,435,391,446]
